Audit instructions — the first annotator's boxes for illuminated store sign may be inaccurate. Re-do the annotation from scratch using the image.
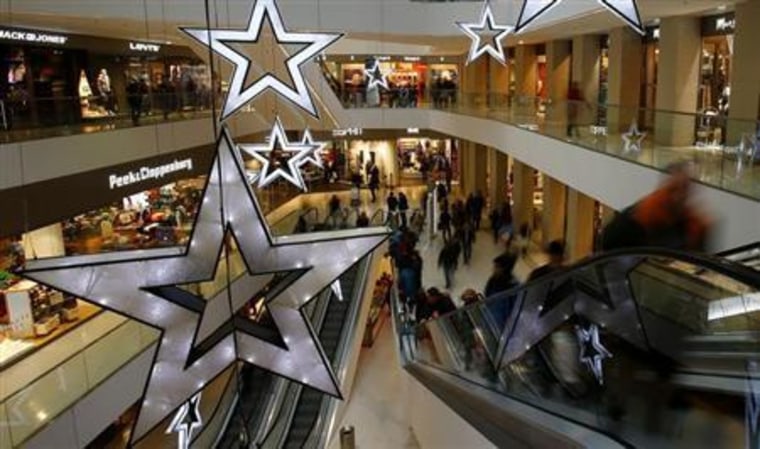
[0,29,68,45]
[129,42,161,53]
[702,13,735,36]
[332,128,363,137]
[108,158,194,189]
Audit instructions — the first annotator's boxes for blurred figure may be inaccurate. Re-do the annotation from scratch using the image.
[438,236,461,289]
[328,194,341,228]
[566,81,584,138]
[470,190,485,230]
[489,208,501,244]
[484,253,519,327]
[356,211,370,228]
[386,191,399,227]
[126,77,143,126]
[507,223,531,258]
[368,164,380,202]
[459,219,475,265]
[398,191,409,228]
[602,162,712,252]
[527,240,566,282]
[438,206,452,242]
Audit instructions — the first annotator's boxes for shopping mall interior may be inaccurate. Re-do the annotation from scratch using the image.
[1,0,760,448]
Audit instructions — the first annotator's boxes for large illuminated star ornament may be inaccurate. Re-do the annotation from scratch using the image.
[240,116,314,191]
[622,121,646,153]
[456,1,513,66]
[181,0,342,120]
[576,324,612,385]
[166,392,203,449]
[22,126,387,445]
[515,0,644,36]
[364,59,389,91]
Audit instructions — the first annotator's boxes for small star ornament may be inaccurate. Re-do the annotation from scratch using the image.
[622,121,646,153]
[364,59,389,91]
[457,1,513,66]
[298,128,327,170]
[576,324,612,385]
[515,0,644,36]
[166,392,203,449]
[181,0,342,120]
[240,116,314,191]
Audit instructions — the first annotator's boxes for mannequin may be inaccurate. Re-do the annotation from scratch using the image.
[96,68,114,114]
[78,70,93,116]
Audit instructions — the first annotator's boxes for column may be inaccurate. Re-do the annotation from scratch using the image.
[460,141,477,195]
[655,16,701,146]
[728,1,760,142]
[473,144,488,195]
[565,189,595,262]
[514,44,538,97]
[541,176,567,246]
[489,59,510,107]
[487,148,509,209]
[606,27,642,132]
[572,35,601,105]
[546,40,572,125]
[461,57,489,107]
[511,159,534,231]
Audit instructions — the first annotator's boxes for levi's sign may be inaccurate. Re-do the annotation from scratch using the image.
[0,29,68,45]
[129,42,161,53]
[109,159,193,190]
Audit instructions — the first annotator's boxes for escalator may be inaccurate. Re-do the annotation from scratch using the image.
[395,247,760,449]
[719,241,760,272]
[282,263,361,449]
[215,365,274,448]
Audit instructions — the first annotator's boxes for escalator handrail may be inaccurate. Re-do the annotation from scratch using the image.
[370,209,386,225]
[716,241,760,257]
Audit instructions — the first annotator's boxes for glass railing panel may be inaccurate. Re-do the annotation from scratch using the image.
[83,320,156,387]
[5,353,89,445]
[0,403,13,449]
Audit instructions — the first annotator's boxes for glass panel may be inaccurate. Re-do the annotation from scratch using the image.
[83,320,146,386]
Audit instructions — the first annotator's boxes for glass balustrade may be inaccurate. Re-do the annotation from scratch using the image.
[403,248,760,448]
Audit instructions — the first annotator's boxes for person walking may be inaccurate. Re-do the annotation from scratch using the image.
[126,77,143,126]
[328,194,341,229]
[438,237,461,289]
[472,190,485,230]
[386,191,399,228]
[356,210,370,228]
[368,164,380,203]
[489,208,501,244]
[460,219,475,265]
[398,191,409,229]
[439,207,452,242]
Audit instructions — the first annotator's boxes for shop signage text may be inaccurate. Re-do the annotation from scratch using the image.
[108,158,194,190]
[0,29,68,45]
[702,13,735,36]
[332,128,363,137]
[129,42,161,53]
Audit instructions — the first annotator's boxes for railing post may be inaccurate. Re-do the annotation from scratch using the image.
[339,425,356,449]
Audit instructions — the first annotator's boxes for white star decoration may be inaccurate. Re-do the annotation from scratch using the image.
[576,324,612,385]
[22,126,387,444]
[239,116,315,191]
[298,128,327,169]
[181,0,342,120]
[457,1,513,66]
[364,59,390,91]
[515,0,644,36]
[166,392,203,449]
[622,121,646,153]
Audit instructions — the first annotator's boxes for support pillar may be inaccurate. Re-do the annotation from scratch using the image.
[473,144,488,196]
[511,159,535,231]
[487,148,509,209]
[460,141,477,196]
[607,27,642,132]
[728,0,760,143]
[565,189,595,262]
[572,35,601,105]
[655,16,701,146]
[461,57,489,107]
[546,40,572,102]
[514,44,538,98]
[541,176,566,246]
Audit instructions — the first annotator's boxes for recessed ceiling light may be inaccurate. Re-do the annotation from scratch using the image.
[717,5,727,11]
[518,40,525,45]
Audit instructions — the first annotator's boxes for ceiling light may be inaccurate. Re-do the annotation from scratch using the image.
[518,40,525,45]
[717,5,727,11]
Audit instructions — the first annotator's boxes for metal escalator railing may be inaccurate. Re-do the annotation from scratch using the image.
[718,241,760,272]
[395,247,760,449]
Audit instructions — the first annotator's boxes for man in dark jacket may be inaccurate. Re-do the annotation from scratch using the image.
[484,253,519,326]
[438,237,461,289]
[398,192,410,228]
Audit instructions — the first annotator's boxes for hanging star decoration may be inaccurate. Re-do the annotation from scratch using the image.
[622,121,646,153]
[181,0,342,120]
[456,0,513,66]
[239,116,316,191]
[747,360,760,447]
[22,127,388,445]
[298,128,327,170]
[576,324,613,385]
[515,0,644,36]
[364,59,389,91]
[166,392,203,449]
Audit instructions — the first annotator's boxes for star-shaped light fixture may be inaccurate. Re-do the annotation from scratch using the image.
[22,126,388,444]
[181,0,343,120]
[576,323,612,385]
[622,121,646,153]
[240,116,314,191]
[456,1,513,66]
[166,392,203,449]
[298,128,327,169]
[364,59,389,90]
[515,0,644,36]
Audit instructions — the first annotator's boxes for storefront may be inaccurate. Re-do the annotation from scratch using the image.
[0,25,205,129]
[697,12,734,146]
[322,55,460,107]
